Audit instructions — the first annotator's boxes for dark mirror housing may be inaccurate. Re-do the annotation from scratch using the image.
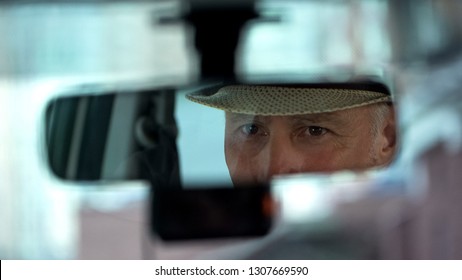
[151,185,273,240]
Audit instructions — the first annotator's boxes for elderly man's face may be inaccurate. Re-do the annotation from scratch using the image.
[224,104,396,184]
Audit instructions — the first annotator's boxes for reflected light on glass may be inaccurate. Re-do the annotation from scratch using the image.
[271,171,381,225]
[272,176,333,224]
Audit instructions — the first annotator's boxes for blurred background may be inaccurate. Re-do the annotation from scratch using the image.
[1,0,462,259]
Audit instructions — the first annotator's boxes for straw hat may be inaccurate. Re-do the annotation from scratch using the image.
[186,83,392,116]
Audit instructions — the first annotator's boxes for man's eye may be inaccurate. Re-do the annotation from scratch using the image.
[241,124,262,136]
[305,126,328,136]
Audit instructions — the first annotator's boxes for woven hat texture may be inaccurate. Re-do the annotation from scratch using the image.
[187,85,392,116]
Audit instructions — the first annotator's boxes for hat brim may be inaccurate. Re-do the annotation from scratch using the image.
[186,84,392,116]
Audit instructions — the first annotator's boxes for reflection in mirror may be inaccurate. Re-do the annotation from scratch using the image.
[186,81,397,185]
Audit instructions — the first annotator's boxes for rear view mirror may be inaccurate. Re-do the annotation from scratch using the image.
[44,81,398,184]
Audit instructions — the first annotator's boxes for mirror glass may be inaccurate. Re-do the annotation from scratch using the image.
[45,80,398,186]
[46,88,181,185]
